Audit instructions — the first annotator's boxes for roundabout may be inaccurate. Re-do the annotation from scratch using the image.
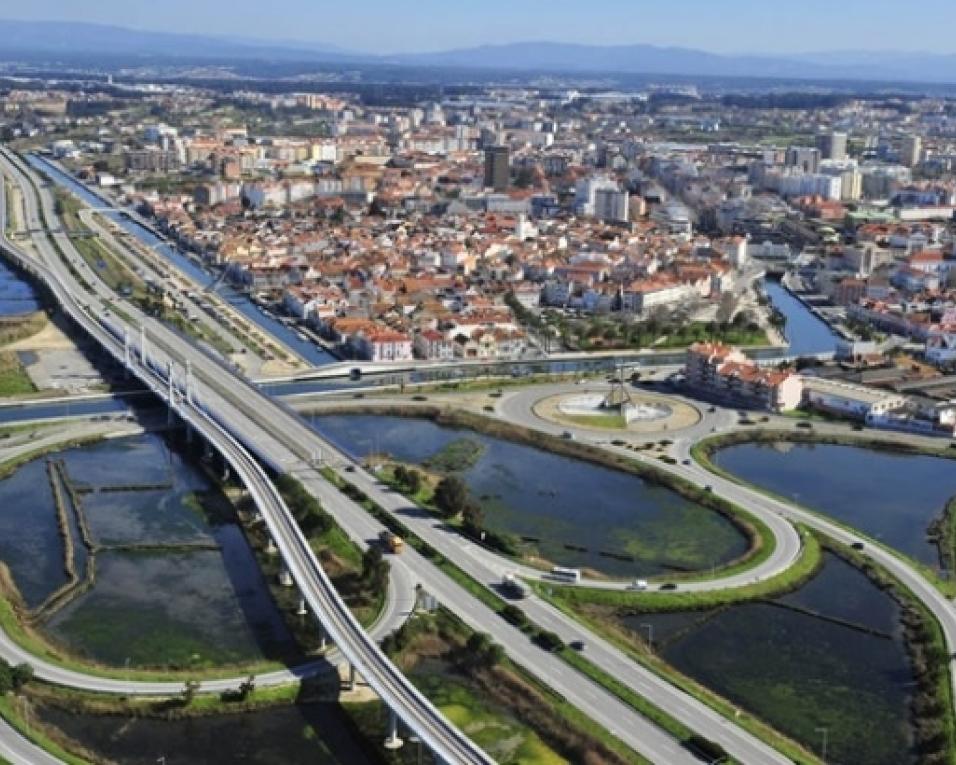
[533,386,701,434]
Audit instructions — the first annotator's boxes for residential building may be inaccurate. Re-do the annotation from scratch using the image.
[484,146,510,192]
[684,342,803,412]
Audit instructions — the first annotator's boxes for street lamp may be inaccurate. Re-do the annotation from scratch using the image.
[640,622,654,652]
[815,726,828,763]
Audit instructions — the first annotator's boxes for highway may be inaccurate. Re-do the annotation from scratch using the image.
[13,144,946,765]
[1,150,712,763]
[489,378,956,724]
[0,149,496,765]
[9,145,956,763]
[0,145,820,764]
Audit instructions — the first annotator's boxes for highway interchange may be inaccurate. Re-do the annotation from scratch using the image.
[0,148,954,764]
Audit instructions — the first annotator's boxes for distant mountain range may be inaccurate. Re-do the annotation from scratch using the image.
[4,20,956,85]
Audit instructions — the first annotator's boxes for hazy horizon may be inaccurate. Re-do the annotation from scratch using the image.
[5,0,956,57]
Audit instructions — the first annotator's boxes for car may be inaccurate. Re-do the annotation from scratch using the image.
[569,640,586,651]
[630,579,648,591]
[561,431,575,440]
[344,465,356,473]
[659,583,678,591]
[851,541,865,551]
[707,406,717,413]
[796,421,813,429]
[704,485,713,492]
[682,459,691,465]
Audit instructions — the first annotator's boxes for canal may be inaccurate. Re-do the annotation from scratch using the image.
[25,154,337,367]
[763,279,840,357]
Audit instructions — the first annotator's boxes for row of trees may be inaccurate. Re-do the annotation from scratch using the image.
[275,474,334,537]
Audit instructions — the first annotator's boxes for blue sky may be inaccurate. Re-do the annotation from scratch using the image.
[8,0,956,55]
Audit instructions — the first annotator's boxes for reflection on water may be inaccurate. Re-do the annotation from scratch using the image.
[715,441,956,565]
[0,433,296,666]
[36,702,376,765]
[0,260,41,317]
[314,414,748,577]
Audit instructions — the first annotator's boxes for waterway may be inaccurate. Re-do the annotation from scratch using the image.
[312,413,749,577]
[0,432,297,667]
[714,441,956,567]
[26,154,337,367]
[763,279,840,357]
[628,553,915,765]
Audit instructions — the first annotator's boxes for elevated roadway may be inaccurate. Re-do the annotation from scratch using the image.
[1,149,495,765]
[0,144,829,764]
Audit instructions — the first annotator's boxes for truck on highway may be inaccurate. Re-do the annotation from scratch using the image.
[379,530,405,554]
[501,572,529,599]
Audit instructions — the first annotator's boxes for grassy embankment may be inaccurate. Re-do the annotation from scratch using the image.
[0,305,49,397]
[690,429,956,598]
[323,465,821,764]
[372,607,649,765]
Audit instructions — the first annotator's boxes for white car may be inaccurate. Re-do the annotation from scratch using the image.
[630,579,648,591]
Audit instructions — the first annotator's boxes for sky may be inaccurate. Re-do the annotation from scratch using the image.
[7,0,956,55]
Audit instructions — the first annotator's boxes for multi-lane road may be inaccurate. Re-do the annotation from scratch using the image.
[0,149,495,765]
[0,142,802,765]
[4,145,955,765]
[1,149,712,764]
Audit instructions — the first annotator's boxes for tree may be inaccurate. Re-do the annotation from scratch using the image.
[405,469,422,495]
[462,502,485,536]
[0,660,32,693]
[464,632,504,669]
[393,464,409,487]
[362,545,389,591]
[10,663,33,690]
[433,476,468,518]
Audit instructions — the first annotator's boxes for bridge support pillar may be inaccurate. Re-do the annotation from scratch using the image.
[296,597,307,616]
[383,709,404,750]
[347,662,356,691]
[265,537,278,555]
[317,625,327,650]
[278,566,293,587]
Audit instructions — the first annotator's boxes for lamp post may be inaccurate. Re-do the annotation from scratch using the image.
[815,726,828,763]
[640,622,654,653]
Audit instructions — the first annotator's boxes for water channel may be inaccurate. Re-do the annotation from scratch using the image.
[312,413,749,577]
[26,154,337,367]
[0,259,41,317]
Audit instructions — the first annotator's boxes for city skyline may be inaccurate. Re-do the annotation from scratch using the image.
[7,0,956,56]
